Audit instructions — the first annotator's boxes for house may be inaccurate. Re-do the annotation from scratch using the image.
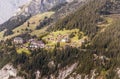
[13,37,24,44]
[79,39,85,44]
[79,37,88,45]
[29,41,45,49]
[28,38,36,43]
[61,37,70,43]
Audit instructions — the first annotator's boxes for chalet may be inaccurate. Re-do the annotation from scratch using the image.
[29,41,45,49]
[61,37,70,43]
[79,39,85,43]
[13,37,24,44]
[79,37,88,45]
[28,39,36,43]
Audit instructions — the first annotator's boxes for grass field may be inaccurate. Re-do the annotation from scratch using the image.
[98,16,113,27]
[16,48,31,55]
[42,29,86,47]
[0,11,54,40]
[13,11,54,33]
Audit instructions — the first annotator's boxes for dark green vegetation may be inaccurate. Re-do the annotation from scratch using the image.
[0,40,16,68]
[92,17,120,79]
[13,47,93,78]
[50,2,67,11]
[0,40,93,78]
[0,14,30,31]
[0,41,111,79]
[0,0,120,79]
[3,29,14,36]
[50,0,107,37]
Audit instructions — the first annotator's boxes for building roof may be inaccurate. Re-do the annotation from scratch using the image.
[14,37,23,41]
[31,41,44,45]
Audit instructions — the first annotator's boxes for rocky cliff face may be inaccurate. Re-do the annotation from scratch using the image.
[17,0,75,16]
[0,0,76,31]
[0,0,30,24]
[0,0,74,24]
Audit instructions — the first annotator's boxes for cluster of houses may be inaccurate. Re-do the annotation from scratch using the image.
[13,33,87,50]
[13,37,45,49]
[45,33,71,43]
[13,33,71,50]
[29,39,45,48]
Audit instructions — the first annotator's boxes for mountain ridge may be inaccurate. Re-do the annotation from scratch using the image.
[0,0,75,24]
[0,0,30,24]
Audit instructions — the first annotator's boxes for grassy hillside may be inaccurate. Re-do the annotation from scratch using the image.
[89,14,120,79]
[0,11,54,40]
[50,0,107,37]
[13,11,54,33]
[42,29,87,49]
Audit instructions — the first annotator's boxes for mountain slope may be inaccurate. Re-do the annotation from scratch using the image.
[50,0,106,37]
[0,0,120,79]
[0,0,74,24]
[0,0,86,40]
[0,0,30,24]
[0,0,76,35]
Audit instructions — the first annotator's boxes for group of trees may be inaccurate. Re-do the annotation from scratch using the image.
[92,18,120,67]
[46,0,120,78]
[50,0,108,38]
[0,36,116,79]
[36,17,53,30]
[15,47,95,78]
[0,14,31,31]
[3,29,13,37]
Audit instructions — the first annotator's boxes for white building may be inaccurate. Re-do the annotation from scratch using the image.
[29,41,45,49]
[61,38,70,43]
[13,37,24,44]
